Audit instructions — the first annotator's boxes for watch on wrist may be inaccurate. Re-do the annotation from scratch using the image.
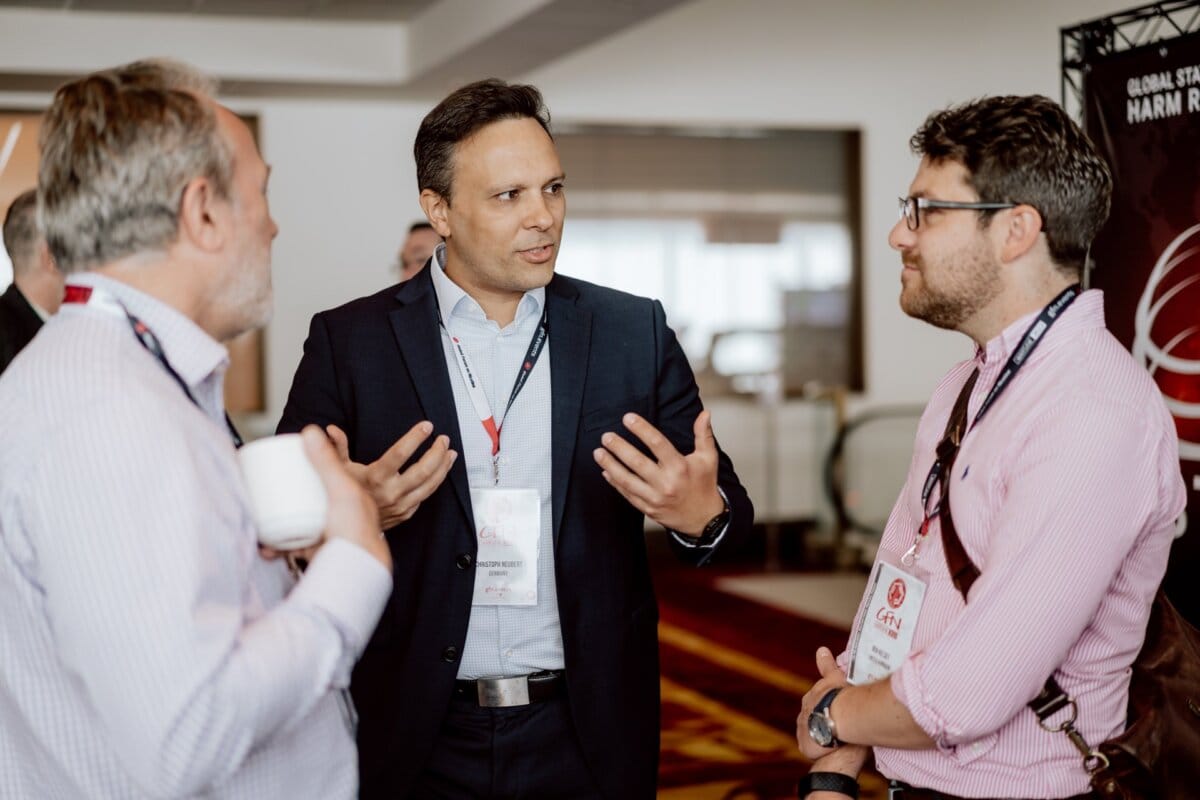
[696,490,731,541]
[806,687,843,748]
[797,771,859,799]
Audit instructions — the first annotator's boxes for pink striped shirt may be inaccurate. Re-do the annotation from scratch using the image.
[844,290,1186,797]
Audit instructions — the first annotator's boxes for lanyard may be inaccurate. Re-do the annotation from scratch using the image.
[439,304,548,485]
[907,284,1081,559]
[63,284,244,448]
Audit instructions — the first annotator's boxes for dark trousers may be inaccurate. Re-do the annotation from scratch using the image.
[887,780,1097,800]
[412,695,604,799]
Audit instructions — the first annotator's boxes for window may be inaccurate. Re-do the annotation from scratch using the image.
[554,126,862,393]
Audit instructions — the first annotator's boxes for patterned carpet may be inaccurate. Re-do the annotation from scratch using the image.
[653,564,887,799]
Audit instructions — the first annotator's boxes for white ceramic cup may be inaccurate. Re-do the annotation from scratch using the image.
[237,433,328,550]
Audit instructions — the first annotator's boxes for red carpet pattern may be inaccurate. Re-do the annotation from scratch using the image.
[655,566,887,799]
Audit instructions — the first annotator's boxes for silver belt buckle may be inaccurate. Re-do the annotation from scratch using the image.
[888,784,902,800]
[476,676,530,707]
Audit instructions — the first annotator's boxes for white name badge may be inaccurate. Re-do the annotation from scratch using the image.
[470,488,540,606]
[846,551,927,685]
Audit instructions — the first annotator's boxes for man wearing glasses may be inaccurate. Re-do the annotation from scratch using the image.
[793,95,1184,799]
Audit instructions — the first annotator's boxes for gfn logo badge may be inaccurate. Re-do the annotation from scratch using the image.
[887,578,906,609]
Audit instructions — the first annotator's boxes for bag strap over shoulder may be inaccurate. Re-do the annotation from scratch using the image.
[932,375,1109,775]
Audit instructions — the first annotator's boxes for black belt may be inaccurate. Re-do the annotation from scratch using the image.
[453,670,564,708]
[888,781,1095,800]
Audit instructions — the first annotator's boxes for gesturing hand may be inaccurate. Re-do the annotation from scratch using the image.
[592,410,725,535]
[326,421,457,529]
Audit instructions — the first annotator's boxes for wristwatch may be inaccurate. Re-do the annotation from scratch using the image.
[807,687,843,748]
[797,771,859,799]
[697,490,732,541]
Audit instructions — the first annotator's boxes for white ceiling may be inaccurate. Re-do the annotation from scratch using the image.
[0,0,693,98]
[0,0,439,22]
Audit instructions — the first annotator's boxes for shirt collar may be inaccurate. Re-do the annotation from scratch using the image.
[429,242,545,325]
[63,272,230,393]
[978,287,1106,365]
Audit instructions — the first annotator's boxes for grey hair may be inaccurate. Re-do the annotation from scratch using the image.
[2,188,40,276]
[38,58,232,273]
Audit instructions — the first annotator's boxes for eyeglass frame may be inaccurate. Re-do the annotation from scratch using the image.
[898,196,1019,231]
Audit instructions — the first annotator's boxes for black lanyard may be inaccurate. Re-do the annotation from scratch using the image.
[64,285,244,448]
[917,284,1081,526]
[500,307,549,430]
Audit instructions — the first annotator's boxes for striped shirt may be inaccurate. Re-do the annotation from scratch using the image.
[0,273,391,799]
[844,290,1186,797]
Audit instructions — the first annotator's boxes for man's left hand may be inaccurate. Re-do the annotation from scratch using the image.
[797,646,851,760]
[593,410,724,535]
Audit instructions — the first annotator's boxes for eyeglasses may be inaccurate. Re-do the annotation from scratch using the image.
[898,196,1017,231]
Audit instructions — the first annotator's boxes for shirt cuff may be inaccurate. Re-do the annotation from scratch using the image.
[670,486,731,550]
[289,538,392,664]
[892,653,952,749]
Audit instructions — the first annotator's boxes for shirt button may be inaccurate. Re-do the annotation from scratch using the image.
[456,553,473,570]
[504,649,514,659]
[442,646,458,663]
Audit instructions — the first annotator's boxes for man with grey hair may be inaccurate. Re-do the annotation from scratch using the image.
[0,188,63,374]
[0,60,393,799]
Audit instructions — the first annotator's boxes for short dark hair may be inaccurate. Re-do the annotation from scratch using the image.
[414,78,551,202]
[408,221,434,234]
[2,188,39,276]
[911,95,1112,277]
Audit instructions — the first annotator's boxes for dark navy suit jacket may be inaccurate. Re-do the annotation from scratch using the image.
[0,284,42,376]
[278,266,753,799]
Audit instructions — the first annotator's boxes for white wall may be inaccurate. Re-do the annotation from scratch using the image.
[0,0,1135,428]
[247,98,430,431]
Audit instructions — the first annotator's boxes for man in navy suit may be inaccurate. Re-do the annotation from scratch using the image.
[1,189,64,375]
[279,79,753,799]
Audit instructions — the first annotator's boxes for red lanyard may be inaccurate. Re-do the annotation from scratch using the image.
[440,306,548,483]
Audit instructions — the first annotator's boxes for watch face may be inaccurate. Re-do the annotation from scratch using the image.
[808,712,834,747]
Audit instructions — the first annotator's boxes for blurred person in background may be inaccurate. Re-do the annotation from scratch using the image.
[398,219,441,281]
[0,188,63,374]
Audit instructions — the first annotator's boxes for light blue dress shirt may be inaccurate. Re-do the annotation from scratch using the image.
[429,247,565,678]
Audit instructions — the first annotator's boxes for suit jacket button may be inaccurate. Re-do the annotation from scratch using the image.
[456,553,473,569]
[442,646,458,663]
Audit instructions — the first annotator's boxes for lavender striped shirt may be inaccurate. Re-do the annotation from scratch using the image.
[0,274,392,799]
[844,290,1186,797]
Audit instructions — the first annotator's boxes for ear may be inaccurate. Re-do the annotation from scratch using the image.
[177,176,227,254]
[997,203,1043,263]
[420,189,451,239]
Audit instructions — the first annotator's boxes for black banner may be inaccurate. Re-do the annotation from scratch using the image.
[1085,31,1200,623]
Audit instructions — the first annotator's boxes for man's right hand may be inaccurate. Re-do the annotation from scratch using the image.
[300,425,391,570]
[325,421,457,529]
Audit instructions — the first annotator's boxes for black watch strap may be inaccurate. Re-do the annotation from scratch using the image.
[699,490,732,540]
[797,771,859,799]
[814,686,841,715]
[674,488,731,544]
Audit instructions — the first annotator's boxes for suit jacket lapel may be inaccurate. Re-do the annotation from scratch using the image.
[547,276,592,546]
[387,270,473,526]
